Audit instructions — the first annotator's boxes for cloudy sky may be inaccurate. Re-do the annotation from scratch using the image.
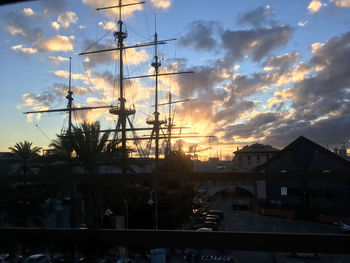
[1,0,350,159]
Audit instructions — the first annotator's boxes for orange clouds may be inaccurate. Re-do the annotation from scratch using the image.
[35,35,75,52]
[308,0,323,13]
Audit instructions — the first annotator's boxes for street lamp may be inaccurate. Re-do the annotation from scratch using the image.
[123,199,128,229]
[148,189,158,230]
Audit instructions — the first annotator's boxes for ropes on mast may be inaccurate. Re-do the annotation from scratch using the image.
[33,121,51,141]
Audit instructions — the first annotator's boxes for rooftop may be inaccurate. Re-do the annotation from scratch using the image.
[234,143,280,154]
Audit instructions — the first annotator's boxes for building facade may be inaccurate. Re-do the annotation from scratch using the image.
[233,143,280,171]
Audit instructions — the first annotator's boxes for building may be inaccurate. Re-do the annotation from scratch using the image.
[257,136,350,173]
[257,136,350,217]
[233,143,280,171]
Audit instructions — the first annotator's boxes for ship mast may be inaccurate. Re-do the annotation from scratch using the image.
[116,0,128,167]
[80,1,150,172]
[153,30,160,164]
[147,15,165,167]
[67,57,73,136]
[79,1,209,169]
[23,58,114,133]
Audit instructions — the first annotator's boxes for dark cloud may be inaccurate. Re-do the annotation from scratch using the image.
[222,112,281,140]
[237,6,276,28]
[4,11,43,42]
[178,20,222,52]
[22,90,59,108]
[21,81,93,112]
[291,31,350,120]
[81,41,117,69]
[221,25,293,62]
[228,73,271,99]
[262,53,300,74]
[165,58,229,99]
[179,20,292,64]
[52,83,89,97]
[213,31,350,147]
[40,0,72,13]
[214,100,256,123]
[265,115,350,148]
[172,27,350,150]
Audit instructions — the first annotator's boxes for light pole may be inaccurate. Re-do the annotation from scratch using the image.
[148,189,158,230]
[123,199,128,229]
[123,199,129,261]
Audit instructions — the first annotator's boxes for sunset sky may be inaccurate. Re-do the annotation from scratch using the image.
[1,0,350,160]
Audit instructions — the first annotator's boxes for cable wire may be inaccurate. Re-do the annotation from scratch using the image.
[33,121,51,141]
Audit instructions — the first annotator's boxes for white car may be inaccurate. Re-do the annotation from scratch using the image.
[334,221,350,233]
[340,222,350,232]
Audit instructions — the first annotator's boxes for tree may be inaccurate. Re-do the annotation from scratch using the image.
[49,121,111,173]
[49,133,73,159]
[7,141,43,226]
[70,121,111,173]
[9,141,41,175]
[48,122,112,227]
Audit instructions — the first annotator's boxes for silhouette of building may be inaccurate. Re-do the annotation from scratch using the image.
[257,136,350,172]
[257,136,350,217]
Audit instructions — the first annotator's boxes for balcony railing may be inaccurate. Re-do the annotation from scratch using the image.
[0,228,350,254]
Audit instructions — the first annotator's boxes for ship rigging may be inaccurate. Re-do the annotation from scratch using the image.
[24,0,214,172]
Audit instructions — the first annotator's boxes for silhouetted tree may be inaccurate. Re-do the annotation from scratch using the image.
[9,140,41,175]
[49,133,73,160]
[70,121,110,173]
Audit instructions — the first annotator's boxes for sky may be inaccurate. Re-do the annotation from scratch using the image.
[1,0,350,160]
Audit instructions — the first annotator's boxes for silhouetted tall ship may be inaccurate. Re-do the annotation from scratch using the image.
[24,0,213,173]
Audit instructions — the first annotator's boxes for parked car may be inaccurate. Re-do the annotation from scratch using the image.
[195,228,213,231]
[116,258,133,263]
[203,221,218,231]
[209,210,224,220]
[193,223,218,231]
[0,253,23,263]
[199,212,209,218]
[49,255,72,263]
[0,254,11,263]
[289,252,320,259]
[203,219,217,225]
[199,213,220,221]
[334,221,350,233]
[205,215,220,222]
[24,254,50,263]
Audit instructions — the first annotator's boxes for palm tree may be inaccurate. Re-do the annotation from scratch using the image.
[9,141,41,175]
[8,141,42,226]
[49,133,73,159]
[49,121,111,173]
[48,122,111,227]
[70,121,111,174]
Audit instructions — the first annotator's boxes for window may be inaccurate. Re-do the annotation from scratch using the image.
[281,187,288,196]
